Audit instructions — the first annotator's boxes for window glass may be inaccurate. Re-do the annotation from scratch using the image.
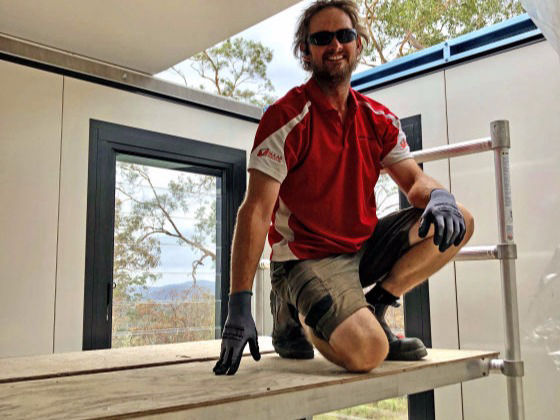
[112,155,219,347]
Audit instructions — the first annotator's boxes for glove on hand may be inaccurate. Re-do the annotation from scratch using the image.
[213,291,260,375]
[418,189,466,253]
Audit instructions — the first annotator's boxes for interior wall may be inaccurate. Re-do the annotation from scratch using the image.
[0,59,259,356]
[445,40,560,420]
[364,39,560,420]
[0,60,63,357]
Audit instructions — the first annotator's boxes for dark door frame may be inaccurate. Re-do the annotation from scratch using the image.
[399,114,435,420]
[84,120,246,350]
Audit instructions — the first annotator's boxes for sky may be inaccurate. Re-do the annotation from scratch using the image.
[155,0,370,100]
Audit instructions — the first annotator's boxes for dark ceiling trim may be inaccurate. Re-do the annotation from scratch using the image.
[0,34,262,123]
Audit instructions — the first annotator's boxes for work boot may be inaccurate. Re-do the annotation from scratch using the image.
[271,289,314,359]
[366,284,427,361]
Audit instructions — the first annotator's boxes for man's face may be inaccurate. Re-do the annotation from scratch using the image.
[305,7,361,85]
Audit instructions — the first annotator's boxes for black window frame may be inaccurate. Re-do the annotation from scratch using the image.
[399,114,435,420]
[83,119,246,350]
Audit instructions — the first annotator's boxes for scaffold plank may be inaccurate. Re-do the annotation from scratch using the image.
[0,343,497,420]
[0,337,274,384]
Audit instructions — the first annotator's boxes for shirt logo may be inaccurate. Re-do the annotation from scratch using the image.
[400,138,408,149]
[257,148,283,163]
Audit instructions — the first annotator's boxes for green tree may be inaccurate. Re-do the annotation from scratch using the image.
[358,0,525,65]
[173,37,276,107]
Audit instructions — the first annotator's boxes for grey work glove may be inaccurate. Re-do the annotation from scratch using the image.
[213,291,261,375]
[418,189,466,253]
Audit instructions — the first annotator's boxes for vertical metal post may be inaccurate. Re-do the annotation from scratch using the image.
[254,265,264,335]
[491,120,525,420]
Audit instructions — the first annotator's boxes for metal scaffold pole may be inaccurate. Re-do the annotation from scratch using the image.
[491,120,525,420]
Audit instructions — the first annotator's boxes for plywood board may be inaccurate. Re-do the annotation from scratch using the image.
[0,347,498,420]
[0,337,274,384]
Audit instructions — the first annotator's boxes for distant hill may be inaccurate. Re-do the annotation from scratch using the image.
[139,280,215,302]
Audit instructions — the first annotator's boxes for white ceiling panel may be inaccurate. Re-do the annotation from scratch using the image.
[0,0,301,74]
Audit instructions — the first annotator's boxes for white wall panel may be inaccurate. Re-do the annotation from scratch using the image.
[55,77,258,352]
[365,73,462,419]
[446,40,560,420]
[0,60,63,357]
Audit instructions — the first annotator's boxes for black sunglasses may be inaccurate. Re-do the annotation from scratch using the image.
[308,28,358,46]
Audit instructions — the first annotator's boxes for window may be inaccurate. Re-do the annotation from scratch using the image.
[84,120,245,350]
[112,156,220,347]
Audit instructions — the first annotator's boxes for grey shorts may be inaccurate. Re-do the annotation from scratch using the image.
[270,207,423,341]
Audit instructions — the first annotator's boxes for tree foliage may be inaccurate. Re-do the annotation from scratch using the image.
[357,0,525,65]
[174,37,276,107]
[112,286,215,347]
[113,192,161,304]
[112,163,217,347]
[115,163,216,286]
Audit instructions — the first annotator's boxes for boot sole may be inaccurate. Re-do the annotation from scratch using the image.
[274,346,315,359]
[387,346,428,361]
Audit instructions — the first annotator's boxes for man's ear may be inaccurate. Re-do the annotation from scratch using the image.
[300,43,310,61]
[356,36,363,54]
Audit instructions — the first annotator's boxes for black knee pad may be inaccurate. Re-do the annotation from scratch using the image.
[304,294,333,340]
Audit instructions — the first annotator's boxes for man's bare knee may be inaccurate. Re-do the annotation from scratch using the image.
[330,308,389,372]
[342,334,388,372]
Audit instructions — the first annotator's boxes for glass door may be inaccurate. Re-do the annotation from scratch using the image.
[112,155,220,347]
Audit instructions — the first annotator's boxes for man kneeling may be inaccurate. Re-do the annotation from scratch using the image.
[213,0,474,376]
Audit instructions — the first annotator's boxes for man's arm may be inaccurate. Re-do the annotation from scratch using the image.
[231,169,281,292]
[385,158,466,252]
[213,169,280,376]
[384,158,442,208]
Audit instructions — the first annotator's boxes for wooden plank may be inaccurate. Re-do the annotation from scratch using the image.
[0,348,498,419]
[0,337,274,384]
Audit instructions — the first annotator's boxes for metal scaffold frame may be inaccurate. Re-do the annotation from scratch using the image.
[412,120,525,420]
[256,120,525,420]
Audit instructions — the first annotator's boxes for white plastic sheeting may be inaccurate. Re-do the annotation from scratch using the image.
[521,0,560,58]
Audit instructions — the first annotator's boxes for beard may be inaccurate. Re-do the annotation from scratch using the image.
[311,54,359,87]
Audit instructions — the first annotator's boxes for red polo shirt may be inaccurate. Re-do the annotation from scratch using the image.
[248,78,411,261]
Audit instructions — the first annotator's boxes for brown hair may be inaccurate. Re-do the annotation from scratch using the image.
[293,0,369,71]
